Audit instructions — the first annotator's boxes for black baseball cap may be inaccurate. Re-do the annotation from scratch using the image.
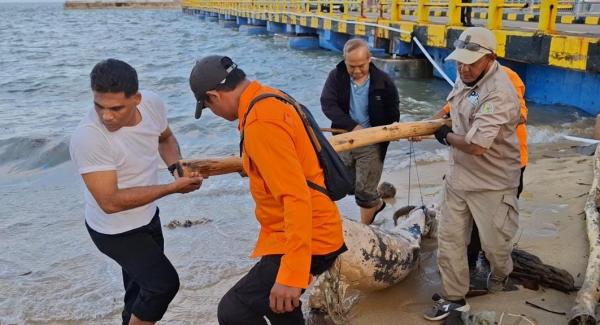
[189,55,238,119]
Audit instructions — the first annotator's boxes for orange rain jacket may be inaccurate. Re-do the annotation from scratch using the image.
[238,81,345,289]
[443,65,528,167]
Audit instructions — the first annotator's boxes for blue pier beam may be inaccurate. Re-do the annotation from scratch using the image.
[288,35,320,50]
[318,30,350,53]
[206,12,218,22]
[237,17,248,26]
[182,3,600,114]
[267,21,286,34]
[240,22,268,35]
[219,18,238,29]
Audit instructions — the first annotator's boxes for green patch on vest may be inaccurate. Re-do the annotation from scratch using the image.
[480,102,494,114]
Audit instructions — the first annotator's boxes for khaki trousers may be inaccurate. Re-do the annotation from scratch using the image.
[438,182,519,300]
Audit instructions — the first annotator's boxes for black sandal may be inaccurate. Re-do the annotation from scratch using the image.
[367,201,386,225]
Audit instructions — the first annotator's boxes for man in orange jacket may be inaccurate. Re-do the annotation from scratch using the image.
[188,55,347,324]
[432,64,528,291]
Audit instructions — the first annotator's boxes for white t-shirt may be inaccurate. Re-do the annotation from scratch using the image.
[70,90,168,235]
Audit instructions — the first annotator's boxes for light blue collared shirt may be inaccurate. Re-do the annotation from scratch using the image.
[349,77,370,128]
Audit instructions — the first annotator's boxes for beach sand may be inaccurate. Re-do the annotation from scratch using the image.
[53,141,594,324]
[340,141,594,325]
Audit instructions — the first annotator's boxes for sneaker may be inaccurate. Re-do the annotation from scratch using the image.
[423,293,470,321]
[487,273,508,293]
[468,268,479,283]
[467,269,488,297]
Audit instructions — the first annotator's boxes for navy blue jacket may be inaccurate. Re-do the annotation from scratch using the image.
[320,60,400,160]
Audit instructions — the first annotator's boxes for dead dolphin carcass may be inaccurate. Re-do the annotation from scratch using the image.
[308,206,436,322]
[337,206,435,291]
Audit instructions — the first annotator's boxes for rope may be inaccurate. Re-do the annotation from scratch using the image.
[408,144,412,206]
[412,142,425,207]
[197,6,448,206]
[407,141,425,207]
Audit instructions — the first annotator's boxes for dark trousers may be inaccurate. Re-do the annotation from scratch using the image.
[86,208,180,324]
[218,246,346,325]
[468,167,525,270]
[461,0,473,25]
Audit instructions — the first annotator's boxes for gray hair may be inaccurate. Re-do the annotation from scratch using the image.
[343,38,371,58]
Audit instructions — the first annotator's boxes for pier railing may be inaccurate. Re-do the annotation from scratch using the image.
[184,0,598,33]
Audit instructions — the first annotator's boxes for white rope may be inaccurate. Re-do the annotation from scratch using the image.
[407,141,425,207]
[507,313,536,325]
[262,315,272,325]
[411,36,455,86]
[209,7,455,87]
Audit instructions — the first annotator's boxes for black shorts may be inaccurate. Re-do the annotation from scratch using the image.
[86,208,179,324]
[217,244,347,325]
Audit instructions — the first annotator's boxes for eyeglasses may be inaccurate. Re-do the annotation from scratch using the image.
[453,39,494,54]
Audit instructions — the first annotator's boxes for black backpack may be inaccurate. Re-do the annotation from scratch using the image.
[239,92,354,201]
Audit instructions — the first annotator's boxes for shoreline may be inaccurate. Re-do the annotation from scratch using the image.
[8,141,596,324]
[346,141,593,324]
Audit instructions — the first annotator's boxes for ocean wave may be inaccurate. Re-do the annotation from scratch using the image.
[0,258,30,280]
[0,255,122,323]
[0,135,71,173]
[386,147,448,171]
[527,125,568,144]
[528,118,594,144]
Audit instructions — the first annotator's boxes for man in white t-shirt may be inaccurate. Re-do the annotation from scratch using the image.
[70,59,203,325]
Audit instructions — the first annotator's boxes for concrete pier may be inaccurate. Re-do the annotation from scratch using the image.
[182,3,600,114]
[219,19,238,29]
[373,57,433,79]
[288,35,320,50]
[206,13,218,23]
[239,25,268,36]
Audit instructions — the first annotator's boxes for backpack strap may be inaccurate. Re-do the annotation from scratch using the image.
[239,93,281,156]
[306,180,329,197]
[239,92,329,197]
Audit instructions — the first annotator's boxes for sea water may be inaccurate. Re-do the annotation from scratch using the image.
[0,2,592,323]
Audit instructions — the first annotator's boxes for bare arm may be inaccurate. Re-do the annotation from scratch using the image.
[446,132,487,156]
[82,170,203,214]
[158,126,181,167]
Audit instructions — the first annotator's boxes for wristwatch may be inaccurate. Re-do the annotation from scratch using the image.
[168,162,182,177]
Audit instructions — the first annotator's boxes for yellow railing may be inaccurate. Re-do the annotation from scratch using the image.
[183,0,576,33]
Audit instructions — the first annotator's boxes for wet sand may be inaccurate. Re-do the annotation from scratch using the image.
[346,141,593,324]
[40,141,593,324]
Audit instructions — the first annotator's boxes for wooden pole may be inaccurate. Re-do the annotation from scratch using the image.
[181,156,245,177]
[320,128,348,134]
[569,145,600,325]
[329,119,448,152]
[180,118,450,176]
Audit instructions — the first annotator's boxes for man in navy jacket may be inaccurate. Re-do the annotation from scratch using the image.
[320,38,400,225]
